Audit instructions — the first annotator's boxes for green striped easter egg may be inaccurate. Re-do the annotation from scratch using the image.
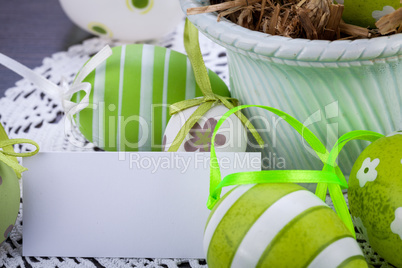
[204,183,368,268]
[73,44,230,151]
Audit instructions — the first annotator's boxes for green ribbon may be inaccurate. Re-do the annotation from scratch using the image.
[208,104,332,208]
[315,130,384,199]
[315,130,384,231]
[167,19,264,152]
[208,104,383,238]
[0,122,39,178]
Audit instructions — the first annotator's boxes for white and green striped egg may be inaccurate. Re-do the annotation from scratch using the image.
[337,0,401,28]
[348,132,402,268]
[0,161,20,245]
[73,44,230,151]
[204,183,367,268]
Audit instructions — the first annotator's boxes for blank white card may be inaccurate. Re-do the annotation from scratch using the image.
[22,152,260,258]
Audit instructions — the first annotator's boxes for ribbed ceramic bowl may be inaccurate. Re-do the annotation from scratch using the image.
[181,0,402,174]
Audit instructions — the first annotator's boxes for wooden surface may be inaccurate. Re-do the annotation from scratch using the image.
[0,0,93,98]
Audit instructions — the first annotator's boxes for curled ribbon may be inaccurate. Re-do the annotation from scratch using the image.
[208,104,384,238]
[167,19,264,152]
[0,123,39,178]
[316,130,384,200]
[315,130,384,230]
[0,46,113,120]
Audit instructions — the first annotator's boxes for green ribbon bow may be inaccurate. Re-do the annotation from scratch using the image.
[0,122,39,178]
[167,19,264,152]
[208,104,384,238]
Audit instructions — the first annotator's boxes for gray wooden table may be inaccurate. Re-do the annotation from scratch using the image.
[0,0,92,98]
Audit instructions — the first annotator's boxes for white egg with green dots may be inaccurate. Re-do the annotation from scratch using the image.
[337,0,402,28]
[348,132,402,268]
[204,183,367,267]
[0,161,20,245]
[59,0,184,41]
[72,44,230,151]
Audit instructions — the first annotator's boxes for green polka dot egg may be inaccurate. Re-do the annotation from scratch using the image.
[337,0,401,28]
[204,183,367,267]
[0,161,20,245]
[59,0,183,41]
[348,132,402,267]
[73,44,230,151]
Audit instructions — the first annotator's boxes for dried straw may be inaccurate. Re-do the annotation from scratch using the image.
[187,0,402,40]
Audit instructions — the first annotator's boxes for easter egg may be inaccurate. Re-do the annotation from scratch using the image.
[338,0,401,28]
[162,104,248,152]
[73,44,230,151]
[59,0,184,42]
[0,161,20,245]
[204,183,367,267]
[348,132,402,267]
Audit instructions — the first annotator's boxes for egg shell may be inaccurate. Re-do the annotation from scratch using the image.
[204,183,367,268]
[59,0,183,42]
[162,104,247,152]
[73,44,230,151]
[0,161,20,245]
[340,0,401,28]
[348,133,402,267]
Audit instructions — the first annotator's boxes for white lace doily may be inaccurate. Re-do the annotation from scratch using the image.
[0,20,393,268]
